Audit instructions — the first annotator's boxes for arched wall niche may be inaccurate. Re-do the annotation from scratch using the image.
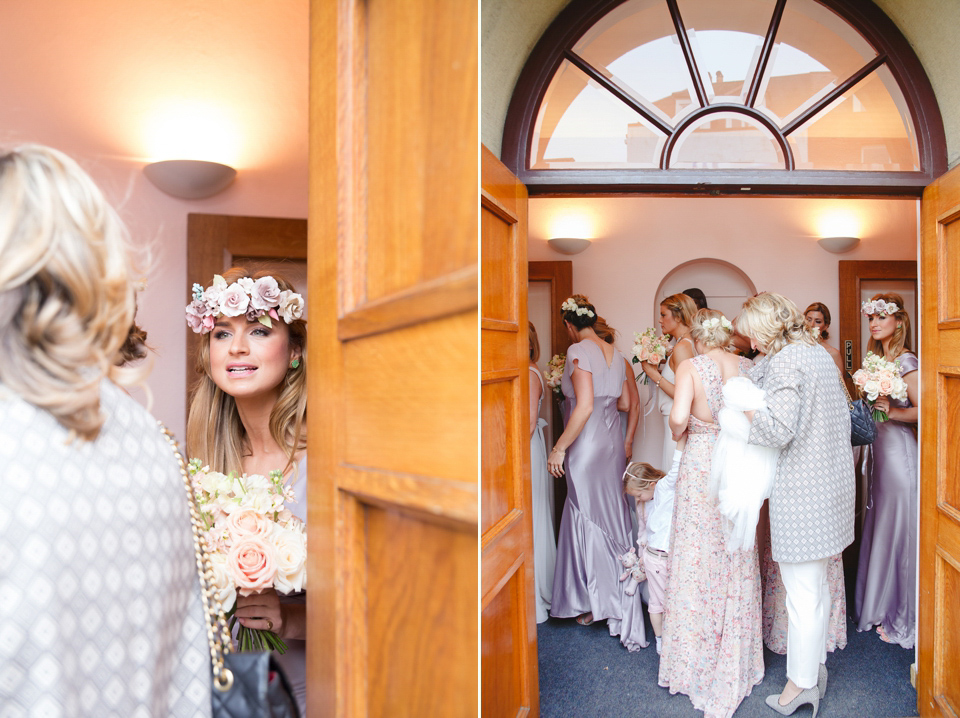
[502,0,946,196]
[654,258,757,327]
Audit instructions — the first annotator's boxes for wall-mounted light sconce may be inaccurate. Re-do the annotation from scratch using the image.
[143,159,237,199]
[817,236,860,253]
[548,237,592,255]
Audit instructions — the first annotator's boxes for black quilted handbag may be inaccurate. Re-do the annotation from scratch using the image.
[836,370,877,446]
[161,427,301,718]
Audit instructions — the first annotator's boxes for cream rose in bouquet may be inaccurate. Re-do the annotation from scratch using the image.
[545,354,565,396]
[188,459,307,653]
[631,328,671,384]
[852,351,909,422]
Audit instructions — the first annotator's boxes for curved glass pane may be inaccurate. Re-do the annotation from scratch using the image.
[669,112,785,169]
[572,0,698,126]
[677,0,775,104]
[531,60,668,169]
[755,0,877,126]
[786,65,920,171]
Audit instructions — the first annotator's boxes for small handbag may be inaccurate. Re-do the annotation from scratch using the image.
[836,370,877,446]
[160,426,301,718]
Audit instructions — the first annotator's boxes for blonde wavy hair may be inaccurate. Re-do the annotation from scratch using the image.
[0,144,139,440]
[690,308,734,350]
[865,292,912,359]
[737,292,816,357]
[661,293,697,330]
[186,267,307,476]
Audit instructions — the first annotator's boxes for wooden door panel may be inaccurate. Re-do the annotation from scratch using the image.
[481,146,538,717]
[366,509,477,715]
[919,167,960,717]
[365,0,477,300]
[481,570,526,717]
[481,380,513,535]
[310,0,478,715]
[482,206,518,321]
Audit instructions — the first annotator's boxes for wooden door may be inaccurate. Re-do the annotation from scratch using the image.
[918,166,960,716]
[308,1,478,716]
[481,146,538,717]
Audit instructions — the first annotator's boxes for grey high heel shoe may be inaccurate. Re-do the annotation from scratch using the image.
[818,664,827,699]
[765,686,820,718]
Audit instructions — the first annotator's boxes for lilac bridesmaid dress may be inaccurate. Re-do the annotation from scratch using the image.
[855,351,918,648]
[550,340,647,651]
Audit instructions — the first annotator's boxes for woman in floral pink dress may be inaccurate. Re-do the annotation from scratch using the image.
[658,309,764,718]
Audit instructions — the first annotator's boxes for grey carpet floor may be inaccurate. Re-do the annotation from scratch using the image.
[537,612,917,717]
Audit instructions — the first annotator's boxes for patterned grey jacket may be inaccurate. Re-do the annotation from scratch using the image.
[748,342,855,563]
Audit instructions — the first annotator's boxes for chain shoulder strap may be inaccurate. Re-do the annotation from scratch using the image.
[159,423,235,693]
[835,366,855,409]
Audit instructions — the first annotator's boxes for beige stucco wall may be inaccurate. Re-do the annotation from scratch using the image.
[481,0,960,170]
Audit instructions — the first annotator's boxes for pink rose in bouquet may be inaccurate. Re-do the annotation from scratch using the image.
[188,459,306,653]
[545,354,565,396]
[852,351,908,422]
[631,328,671,384]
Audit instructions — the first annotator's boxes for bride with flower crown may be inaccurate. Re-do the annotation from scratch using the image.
[186,266,309,714]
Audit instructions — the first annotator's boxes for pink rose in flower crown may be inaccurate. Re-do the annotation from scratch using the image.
[185,299,209,333]
[219,282,250,317]
[251,276,282,311]
[228,535,278,596]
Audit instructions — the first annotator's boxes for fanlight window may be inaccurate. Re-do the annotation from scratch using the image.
[508,0,943,193]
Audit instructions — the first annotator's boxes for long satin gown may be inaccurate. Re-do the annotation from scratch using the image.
[855,351,919,648]
[529,365,557,623]
[550,340,648,651]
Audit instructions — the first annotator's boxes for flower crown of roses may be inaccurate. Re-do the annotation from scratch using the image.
[861,299,900,318]
[701,315,733,331]
[561,297,595,317]
[185,274,305,335]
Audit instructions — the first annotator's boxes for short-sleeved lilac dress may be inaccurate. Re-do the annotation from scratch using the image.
[550,340,647,651]
[855,351,918,648]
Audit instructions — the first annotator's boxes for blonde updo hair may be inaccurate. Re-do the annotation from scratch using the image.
[690,308,733,350]
[561,293,598,330]
[186,266,307,476]
[661,293,697,330]
[528,321,540,362]
[865,292,912,358]
[0,144,139,440]
[737,292,816,357]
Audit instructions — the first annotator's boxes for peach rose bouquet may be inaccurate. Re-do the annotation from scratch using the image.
[852,351,908,422]
[545,354,566,396]
[188,458,307,653]
[631,328,671,383]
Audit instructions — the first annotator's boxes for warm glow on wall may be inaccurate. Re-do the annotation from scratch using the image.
[547,213,596,242]
[143,101,243,167]
[815,209,862,240]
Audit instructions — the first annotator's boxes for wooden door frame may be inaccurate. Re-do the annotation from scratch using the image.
[838,259,918,376]
[185,213,307,414]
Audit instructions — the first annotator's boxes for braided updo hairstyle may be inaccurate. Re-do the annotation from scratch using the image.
[561,294,598,330]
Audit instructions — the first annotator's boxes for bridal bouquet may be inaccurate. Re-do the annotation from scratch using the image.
[851,351,908,422]
[631,328,671,383]
[188,459,307,653]
[545,354,565,395]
